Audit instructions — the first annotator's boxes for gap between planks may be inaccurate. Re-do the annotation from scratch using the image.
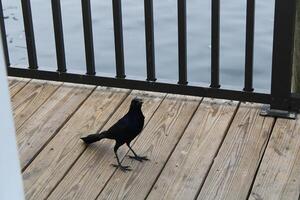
[245,117,277,200]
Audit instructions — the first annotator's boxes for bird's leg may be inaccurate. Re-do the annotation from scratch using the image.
[127,143,149,162]
[111,143,131,172]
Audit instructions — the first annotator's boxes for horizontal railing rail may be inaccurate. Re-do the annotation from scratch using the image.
[1,0,299,115]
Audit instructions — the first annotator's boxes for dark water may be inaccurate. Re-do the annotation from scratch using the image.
[3,0,274,92]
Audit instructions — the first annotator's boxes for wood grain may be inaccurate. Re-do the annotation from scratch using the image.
[9,79,299,200]
[11,80,61,130]
[8,77,30,97]
[47,90,166,200]
[22,87,130,200]
[97,94,200,200]
[147,99,238,200]
[17,83,95,170]
[249,117,300,200]
[196,103,274,200]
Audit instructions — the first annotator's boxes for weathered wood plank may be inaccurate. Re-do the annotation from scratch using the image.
[17,83,95,170]
[147,99,238,200]
[8,77,30,97]
[22,87,130,200]
[249,118,300,200]
[47,90,166,200]
[11,80,61,130]
[96,95,200,200]
[196,103,274,200]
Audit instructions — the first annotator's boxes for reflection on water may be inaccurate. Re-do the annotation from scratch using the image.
[2,0,274,91]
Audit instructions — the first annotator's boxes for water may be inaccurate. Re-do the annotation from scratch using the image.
[2,0,274,91]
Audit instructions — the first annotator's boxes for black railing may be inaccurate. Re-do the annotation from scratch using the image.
[1,0,299,115]
[51,0,66,73]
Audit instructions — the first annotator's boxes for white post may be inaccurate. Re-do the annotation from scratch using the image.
[0,33,24,199]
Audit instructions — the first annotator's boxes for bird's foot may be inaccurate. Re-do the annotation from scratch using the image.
[111,164,132,172]
[129,155,149,162]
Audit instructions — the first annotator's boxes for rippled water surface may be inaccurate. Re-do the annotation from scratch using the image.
[3,0,274,91]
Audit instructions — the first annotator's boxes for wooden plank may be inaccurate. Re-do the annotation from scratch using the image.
[147,99,238,200]
[249,117,300,200]
[8,77,30,97]
[8,77,27,86]
[17,83,95,170]
[22,87,130,200]
[48,90,166,200]
[196,103,275,200]
[96,95,200,200]
[11,80,61,130]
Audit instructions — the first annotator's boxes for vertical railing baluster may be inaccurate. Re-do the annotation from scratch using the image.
[144,0,156,81]
[51,0,66,73]
[270,0,297,110]
[210,0,220,88]
[0,0,10,67]
[112,0,125,78]
[178,0,187,85]
[21,0,38,69]
[81,0,96,75]
[244,0,255,92]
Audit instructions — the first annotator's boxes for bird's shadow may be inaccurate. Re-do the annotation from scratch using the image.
[83,141,112,155]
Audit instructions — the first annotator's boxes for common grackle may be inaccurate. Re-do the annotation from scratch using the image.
[80,98,149,171]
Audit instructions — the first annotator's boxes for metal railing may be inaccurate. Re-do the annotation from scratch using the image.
[1,0,299,116]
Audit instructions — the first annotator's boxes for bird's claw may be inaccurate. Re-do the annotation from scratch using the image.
[111,164,132,172]
[129,155,149,162]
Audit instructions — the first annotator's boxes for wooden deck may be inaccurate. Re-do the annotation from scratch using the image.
[8,77,300,200]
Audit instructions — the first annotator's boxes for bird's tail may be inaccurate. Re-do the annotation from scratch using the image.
[80,131,108,144]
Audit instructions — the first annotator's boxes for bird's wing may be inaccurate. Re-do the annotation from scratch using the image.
[106,115,130,137]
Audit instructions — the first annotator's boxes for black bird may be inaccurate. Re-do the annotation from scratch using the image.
[80,98,148,171]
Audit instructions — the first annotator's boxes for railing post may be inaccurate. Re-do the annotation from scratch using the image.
[210,0,220,88]
[144,0,156,81]
[112,0,125,78]
[270,0,297,110]
[51,0,66,73]
[177,0,187,85]
[244,0,255,92]
[81,0,96,75]
[21,0,38,69]
[292,0,300,93]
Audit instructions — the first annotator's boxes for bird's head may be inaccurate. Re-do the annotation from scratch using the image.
[130,97,143,109]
